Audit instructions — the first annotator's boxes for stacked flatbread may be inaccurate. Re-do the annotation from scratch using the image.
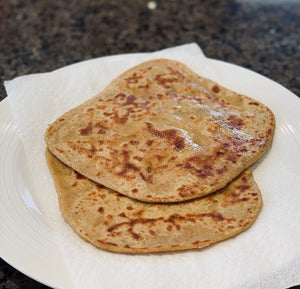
[45,59,275,253]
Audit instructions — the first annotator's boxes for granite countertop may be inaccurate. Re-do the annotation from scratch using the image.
[0,0,299,288]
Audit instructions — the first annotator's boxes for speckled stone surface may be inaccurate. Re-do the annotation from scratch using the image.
[0,0,299,288]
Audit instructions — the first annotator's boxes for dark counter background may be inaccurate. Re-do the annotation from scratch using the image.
[0,0,299,288]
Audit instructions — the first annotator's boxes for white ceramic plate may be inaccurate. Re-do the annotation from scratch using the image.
[0,58,299,289]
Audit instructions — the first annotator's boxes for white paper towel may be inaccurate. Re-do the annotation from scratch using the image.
[4,43,300,289]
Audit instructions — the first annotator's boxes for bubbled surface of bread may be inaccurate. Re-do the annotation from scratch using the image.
[45,59,275,202]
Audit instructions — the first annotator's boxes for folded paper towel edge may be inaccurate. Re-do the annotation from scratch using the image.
[3,43,207,87]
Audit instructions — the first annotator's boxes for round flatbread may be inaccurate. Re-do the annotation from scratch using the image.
[46,149,262,254]
[45,59,274,202]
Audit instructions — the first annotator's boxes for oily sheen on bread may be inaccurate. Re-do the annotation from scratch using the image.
[46,149,262,253]
[45,59,274,202]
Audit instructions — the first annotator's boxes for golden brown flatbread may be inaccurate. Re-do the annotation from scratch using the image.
[45,59,274,202]
[46,149,262,254]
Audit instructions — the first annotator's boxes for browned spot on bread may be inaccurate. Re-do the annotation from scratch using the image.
[132,188,138,193]
[133,210,144,218]
[96,183,105,190]
[177,186,189,198]
[80,125,93,136]
[95,122,108,134]
[267,128,273,136]
[133,156,143,161]
[122,95,139,106]
[114,93,126,99]
[249,101,259,106]
[75,171,84,179]
[212,85,220,93]
[146,140,154,146]
[236,185,251,192]
[97,193,106,199]
[55,148,65,154]
[196,165,214,178]
[128,229,141,240]
[129,140,140,145]
[180,155,215,178]
[115,194,122,201]
[165,214,185,224]
[116,150,141,178]
[227,115,244,129]
[202,212,224,221]
[239,148,248,152]
[118,212,127,218]
[140,172,153,183]
[125,73,143,84]
[226,154,238,163]
[108,231,122,237]
[145,122,185,151]
[149,230,156,236]
[97,240,118,247]
[124,163,140,172]
[174,137,185,151]
[98,207,104,213]
[221,185,255,207]
[167,225,173,231]
[165,212,228,225]
[90,145,96,154]
[107,217,164,240]
[155,67,185,88]
[112,111,130,125]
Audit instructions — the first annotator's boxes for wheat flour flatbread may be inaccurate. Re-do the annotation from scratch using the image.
[45,59,274,202]
[46,149,262,253]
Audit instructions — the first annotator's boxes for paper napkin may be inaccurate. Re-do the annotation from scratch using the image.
[5,43,300,289]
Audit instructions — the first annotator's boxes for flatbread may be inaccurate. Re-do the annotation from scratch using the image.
[46,149,262,254]
[45,59,274,202]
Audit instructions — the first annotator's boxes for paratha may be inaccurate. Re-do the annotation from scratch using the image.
[46,149,263,253]
[45,59,274,202]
